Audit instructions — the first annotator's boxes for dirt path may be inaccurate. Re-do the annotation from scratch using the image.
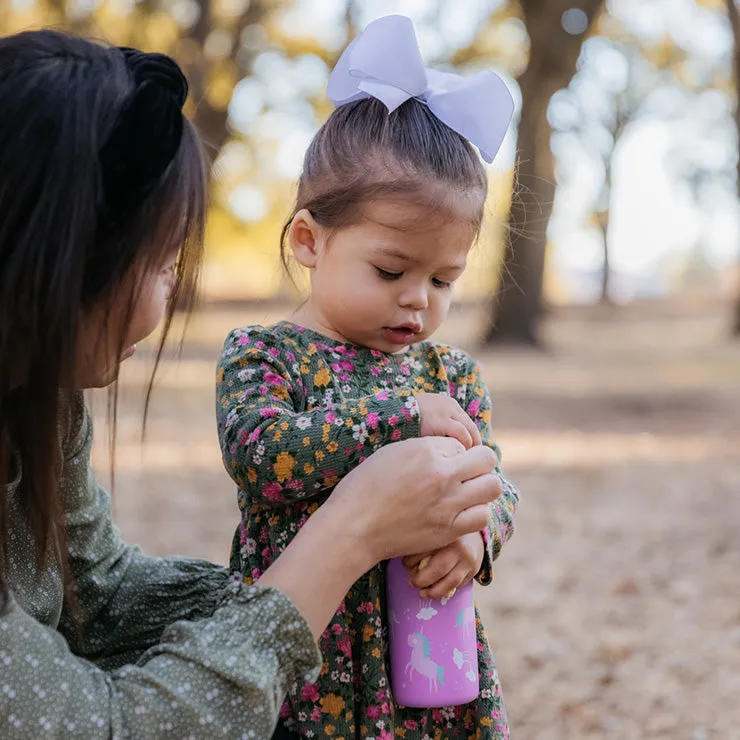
[91,299,740,739]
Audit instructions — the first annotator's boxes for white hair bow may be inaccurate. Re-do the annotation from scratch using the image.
[327,14,515,164]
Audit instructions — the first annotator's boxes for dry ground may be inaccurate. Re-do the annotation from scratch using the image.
[90,298,740,740]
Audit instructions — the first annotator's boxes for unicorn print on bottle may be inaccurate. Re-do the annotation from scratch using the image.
[406,632,445,692]
[386,557,480,708]
[455,604,476,638]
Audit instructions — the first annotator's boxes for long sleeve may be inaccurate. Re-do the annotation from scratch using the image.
[215,326,420,505]
[0,585,321,739]
[455,361,519,586]
[57,395,231,668]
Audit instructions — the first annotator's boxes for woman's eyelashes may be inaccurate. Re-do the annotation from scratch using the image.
[374,266,453,288]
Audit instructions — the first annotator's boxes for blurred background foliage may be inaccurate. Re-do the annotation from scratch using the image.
[5,0,740,343]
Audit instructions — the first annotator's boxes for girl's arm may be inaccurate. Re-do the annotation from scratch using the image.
[458,359,520,586]
[216,327,421,505]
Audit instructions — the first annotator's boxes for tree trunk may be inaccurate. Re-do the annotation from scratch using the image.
[728,0,740,336]
[486,69,555,344]
[184,0,266,159]
[599,214,611,304]
[485,0,604,345]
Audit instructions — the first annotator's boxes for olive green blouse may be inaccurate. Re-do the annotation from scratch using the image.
[0,394,321,739]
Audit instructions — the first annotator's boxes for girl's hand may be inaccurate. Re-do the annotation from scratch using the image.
[404,532,485,601]
[414,392,482,450]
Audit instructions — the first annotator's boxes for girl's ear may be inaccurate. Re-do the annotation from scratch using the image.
[288,209,323,269]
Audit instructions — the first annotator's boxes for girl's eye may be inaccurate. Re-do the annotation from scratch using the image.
[376,267,403,280]
[432,277,452,288]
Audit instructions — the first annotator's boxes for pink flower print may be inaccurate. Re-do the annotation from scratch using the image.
[337,635,352,657]
[262,482,283,502]
[405,720,419,730]
[301,683,320,702]
[391,429,402,441]
[251,567,261,580]
[366,705,381,719]
[432,709,444,723]
[311,707,322,722]
[370,365,381,376]
[263,371,285,386]
[365,412,380,429]
[325,411,337,424]
[371,349,383,357]
[259,408,279,418]
[279,703,291,719]
[375,390,390,401]
[467,399,480,417]
[267,347,280,357]
[388,414,399,426]
[375,690,386,702]
[255,341,265,349]
[331,623,343,635]
[236,335,249,345]
[400,363,411,375]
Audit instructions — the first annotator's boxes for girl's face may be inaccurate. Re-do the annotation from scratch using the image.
[290,197,478,353]
[75,250,177,388]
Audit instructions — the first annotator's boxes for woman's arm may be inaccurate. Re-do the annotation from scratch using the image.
[1,583,321,740]
[216,327,420,505]
[58,398,234,668]
[1,432,499,739]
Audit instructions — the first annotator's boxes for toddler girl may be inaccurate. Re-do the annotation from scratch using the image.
[216,15,520,740]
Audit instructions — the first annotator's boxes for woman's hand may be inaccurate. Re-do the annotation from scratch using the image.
[403,532,485,600]
[328,436,499,569]
[414,392,482,450]
[259,436,501,639]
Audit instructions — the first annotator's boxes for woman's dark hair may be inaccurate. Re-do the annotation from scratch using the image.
[280,97,489,273]
[0,31,207,610]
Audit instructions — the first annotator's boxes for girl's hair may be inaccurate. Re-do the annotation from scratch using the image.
[0,31,207,611]
[280,97,489,272]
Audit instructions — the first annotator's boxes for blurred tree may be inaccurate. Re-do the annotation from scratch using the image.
[726,0,740,334]
[483,0,605,345]
[552,22,694,305]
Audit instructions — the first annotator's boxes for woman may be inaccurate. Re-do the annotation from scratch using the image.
[0,30,502,738]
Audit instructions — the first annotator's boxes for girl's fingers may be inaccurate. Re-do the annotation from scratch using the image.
[402,553,431,571]
[445,419,473,450]
[456,409,482,447]
[408,551,457,590]
[419,565,469,601]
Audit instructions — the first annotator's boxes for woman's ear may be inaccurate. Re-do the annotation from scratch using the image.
[288,209,323,269]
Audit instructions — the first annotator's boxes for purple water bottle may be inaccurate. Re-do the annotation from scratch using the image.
[386,557,479,708]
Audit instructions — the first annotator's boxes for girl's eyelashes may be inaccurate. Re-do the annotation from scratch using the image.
[375,267,403,280]
[375,267,455,288]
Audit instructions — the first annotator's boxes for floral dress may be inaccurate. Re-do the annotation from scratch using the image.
[216,321,520,740]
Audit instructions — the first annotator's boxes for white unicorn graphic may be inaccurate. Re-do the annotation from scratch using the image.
[455,604,476,638]
[406,632,445,692]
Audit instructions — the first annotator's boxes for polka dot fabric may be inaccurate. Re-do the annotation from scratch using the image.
[0,393,321,738]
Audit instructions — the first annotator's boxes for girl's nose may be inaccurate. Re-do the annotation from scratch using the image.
[398,282,429,311]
